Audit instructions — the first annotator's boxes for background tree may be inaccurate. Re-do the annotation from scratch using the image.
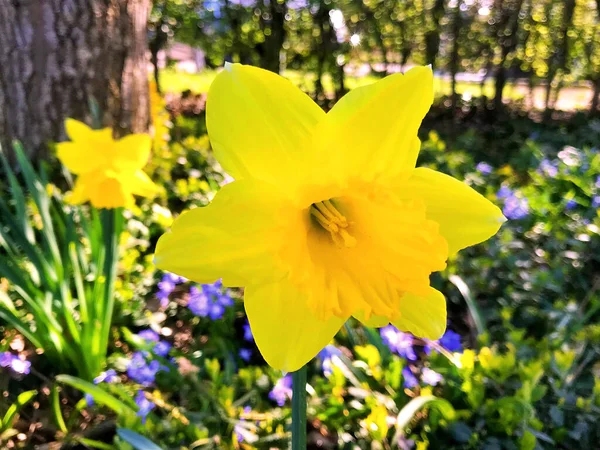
[0,0,151,157]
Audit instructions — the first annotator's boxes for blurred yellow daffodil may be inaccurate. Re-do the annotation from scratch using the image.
[155,64,505,371]
[56,119,158,209]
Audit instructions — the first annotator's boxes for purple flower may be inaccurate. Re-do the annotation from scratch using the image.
[209,302,225,320]
[157,278,176,295]
[156,289,170,308]
[188,286,211,316]
[317,345,342,376]
[163,272,186,284]
[269,375,293,406]
[243,322,254,342]
[503,194,529,220]
[218,293,234,307]
[153,341,171,357]
[93,369,118,384]
[476,162,493,175]
[565,199,577,210]
[496,186,513,199]
[439,330,462,352]
[592,196,600,208]
[402,367,419,388]
[595,175,600,189]
[539,159,558,178]
[137,330,160,343]
[239,348,252,362]
[127,352,165,386]
[0,352,13,367]
[10,358,30,375]
[1,353,30,375]
[426,330,463,354]
[85,393,94,406]
[421,368,443,386]
[135,391,155,424]
[380,325,417,360]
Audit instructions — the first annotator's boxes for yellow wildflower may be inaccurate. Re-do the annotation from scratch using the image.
[56,119,158,209]
[155,64,505,371]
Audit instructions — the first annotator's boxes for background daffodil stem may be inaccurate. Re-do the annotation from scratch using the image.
[291,365,307,450]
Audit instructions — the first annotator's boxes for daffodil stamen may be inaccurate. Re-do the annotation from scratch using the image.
[310,200,356,248]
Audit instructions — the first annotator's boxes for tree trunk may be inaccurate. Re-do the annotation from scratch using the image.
[260,0,287,73]
[0,0,151,159]
[424,0,445,68]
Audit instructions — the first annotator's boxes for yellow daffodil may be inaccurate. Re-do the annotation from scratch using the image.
[155,64,505,372]
[56,119,158,209]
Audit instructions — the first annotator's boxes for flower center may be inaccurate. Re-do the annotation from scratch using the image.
[310,199,356,248]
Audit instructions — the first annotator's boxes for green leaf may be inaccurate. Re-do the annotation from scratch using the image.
[56,375,135,416]
[51,385,68,433]
[116,429,163,450]
[449,275,486,335]
[1,390,37,433]
[396,395,456,434]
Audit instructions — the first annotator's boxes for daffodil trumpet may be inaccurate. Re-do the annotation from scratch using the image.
[155,63,505,373]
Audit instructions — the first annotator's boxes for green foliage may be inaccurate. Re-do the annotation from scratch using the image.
[0,143,123,380]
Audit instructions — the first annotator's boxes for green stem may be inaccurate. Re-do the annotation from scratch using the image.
[97,208,123,377]
[291,365,307,450]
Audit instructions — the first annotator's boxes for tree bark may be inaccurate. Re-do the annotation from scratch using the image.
[0,0,151,159]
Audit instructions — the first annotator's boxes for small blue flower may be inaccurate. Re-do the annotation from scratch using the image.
[127,352,165,386]
[421,367,443,386]
[425,329,463,354]
[476,162,493,175]
[163,272,186,284]
[93,369,118,385]
[595,176,600,189]
[243,322,254,342]
[1,353,30,375]
[380,325,417,360]
[538,159,558,178]
[402,367,418,389]
[503,194,529,220]
[85,393,95,406]
[496,186,513,199]
[153,341,172,357]
[188,286,210,316]
[137,330,160,343]
[156,289,170,308]
[0,352,13,367]
[593,196,600,209]
[317,345,342,376]
[239,348,252,362]
[269,375,293,406]
[209,302,225,320]
[565,199,577,211]
[439,330,462,352]
[135,391,155,424]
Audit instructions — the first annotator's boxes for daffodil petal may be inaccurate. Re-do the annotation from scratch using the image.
[125,170,159,198]
[313,66,433,183]
[206,63,325,191]
[64,118,94,142]
[392,286,446,340]
[114,134,152,171]
[154,179,297,287]
[245,279,347,372]
[67,176,92,205]
[353,311,390,328]
[403,168,506,254]
[88,176,131,210]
